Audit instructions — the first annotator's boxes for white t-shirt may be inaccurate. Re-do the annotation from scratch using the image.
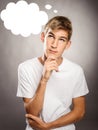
[17,57,89,130]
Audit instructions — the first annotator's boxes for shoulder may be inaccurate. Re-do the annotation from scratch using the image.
[18,57,38,71]
[63,58,84,75]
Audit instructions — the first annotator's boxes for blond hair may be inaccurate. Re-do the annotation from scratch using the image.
[44,16,72,40]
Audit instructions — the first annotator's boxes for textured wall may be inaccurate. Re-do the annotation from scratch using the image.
[0,0,97,130]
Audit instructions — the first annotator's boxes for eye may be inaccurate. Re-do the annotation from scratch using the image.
[60,38,66,42]
[48,34,54,38]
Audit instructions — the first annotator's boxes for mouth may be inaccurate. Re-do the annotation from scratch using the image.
[49,49,58,54]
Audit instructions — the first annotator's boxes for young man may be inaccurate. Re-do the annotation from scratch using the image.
[17,16,89,130]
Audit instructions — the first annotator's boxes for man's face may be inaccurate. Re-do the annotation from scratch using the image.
[41,29,71,59]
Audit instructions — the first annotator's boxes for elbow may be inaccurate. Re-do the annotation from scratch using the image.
[25,105,30,114]
[25,103,40,116]
[77,110,85,121]
[24,103,32,114]
[24,102,29,113]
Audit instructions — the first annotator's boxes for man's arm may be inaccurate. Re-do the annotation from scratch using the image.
[23,57,58,117]
[26,96,86,130]
[47,96,85,129]
[23,77,47,116]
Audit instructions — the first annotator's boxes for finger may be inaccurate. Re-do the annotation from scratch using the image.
[46,61,58,66]
[25,114,36,120]
[47,56,57,61]
[46,60,58,66]
[48,62,58,69]
[25,114,41,123]
[47,66,59,72]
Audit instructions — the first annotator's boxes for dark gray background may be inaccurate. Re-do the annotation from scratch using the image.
[0,0,98,130]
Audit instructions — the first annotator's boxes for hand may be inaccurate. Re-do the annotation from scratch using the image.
[42,56,58,81]
[26,114,50,130]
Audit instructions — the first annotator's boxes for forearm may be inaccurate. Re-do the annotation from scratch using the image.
[25,78,47,116]
[47,109,85,129]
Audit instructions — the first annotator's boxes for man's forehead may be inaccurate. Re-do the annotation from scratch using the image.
[47,28,68,37]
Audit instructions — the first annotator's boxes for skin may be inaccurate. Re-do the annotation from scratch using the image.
[23,29,86,130]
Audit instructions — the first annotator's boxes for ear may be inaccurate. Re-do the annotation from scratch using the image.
[40,32,45,42]
[66,41,71,49]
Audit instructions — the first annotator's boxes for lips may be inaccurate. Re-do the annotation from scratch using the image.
[49,49,58,54]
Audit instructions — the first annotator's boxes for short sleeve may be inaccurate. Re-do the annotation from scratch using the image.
[73,68,89,98]
[16,64,35,98]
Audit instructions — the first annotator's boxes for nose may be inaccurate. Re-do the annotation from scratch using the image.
[51,39,58,48]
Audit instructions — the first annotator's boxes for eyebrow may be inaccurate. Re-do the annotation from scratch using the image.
[48,32,54,35]
[60,36,68,40]
[48,31,68,40]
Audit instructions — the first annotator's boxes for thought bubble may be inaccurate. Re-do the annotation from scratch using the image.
[45,4,52,10]
[0,0,48,37]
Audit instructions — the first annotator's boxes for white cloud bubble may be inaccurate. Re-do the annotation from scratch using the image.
[53,10,58,13]
[45,4,52,10]
[45,4,58,14]
[0,0,48,37]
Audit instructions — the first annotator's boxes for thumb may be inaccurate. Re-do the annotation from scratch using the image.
[25,114,34,119]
